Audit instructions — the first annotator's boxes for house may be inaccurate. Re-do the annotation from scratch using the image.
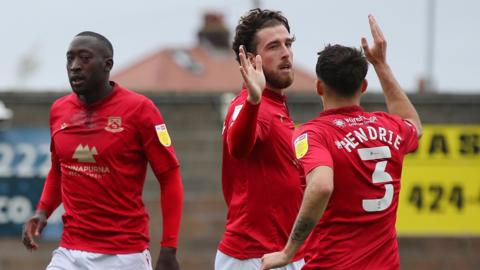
[112,12,316,93]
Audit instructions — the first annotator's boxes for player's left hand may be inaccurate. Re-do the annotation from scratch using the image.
[259,251,290,270]
[361,14,387,67]
[155,247,180,270]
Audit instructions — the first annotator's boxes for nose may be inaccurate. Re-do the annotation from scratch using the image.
[69,57,81,72]
[280,44,292,60]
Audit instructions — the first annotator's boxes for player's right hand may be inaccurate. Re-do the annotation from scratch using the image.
[22,210,47,251]
[260,251,290,270]
[238,45,266,105]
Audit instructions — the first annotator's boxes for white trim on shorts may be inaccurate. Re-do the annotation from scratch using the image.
[46,247,153,270]
[215,249,304,270]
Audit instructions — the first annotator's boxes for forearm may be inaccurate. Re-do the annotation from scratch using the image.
[374,62,422,133]
[158,167,183,247]
[37,160,62,217]
[282,166,333,259]
[227,100,260,158]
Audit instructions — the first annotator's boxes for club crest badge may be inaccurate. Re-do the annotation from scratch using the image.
[156,124,171,147]
[105,117,124,133]
[294,133,308,159]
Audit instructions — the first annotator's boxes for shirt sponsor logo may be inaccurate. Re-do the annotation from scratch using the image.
[294,133,309,159]
[155,124,171,147]
[65,164,110,174]
[342,116,377,127]
[333,119,346,128]
[105,116,124,133]
[72,144,98,163]
[64,164,111,179]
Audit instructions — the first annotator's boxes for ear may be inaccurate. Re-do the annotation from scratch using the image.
[360,79,368,93]
[316,80,324,96]
[105,58,114,72]
[246,52,256,67]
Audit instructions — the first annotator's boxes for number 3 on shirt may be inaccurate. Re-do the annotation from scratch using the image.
[357,146,393,212]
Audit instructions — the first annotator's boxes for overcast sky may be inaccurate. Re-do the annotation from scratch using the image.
[1,0,479,93]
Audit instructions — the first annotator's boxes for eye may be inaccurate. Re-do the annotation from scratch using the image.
[268,43,279,50]
[80,55,90,61]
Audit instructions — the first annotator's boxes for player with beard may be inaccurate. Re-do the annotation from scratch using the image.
[215,9,304,270]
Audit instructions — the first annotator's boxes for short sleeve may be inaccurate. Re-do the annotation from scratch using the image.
[380,112,419,154]
[293,128,333,176]
[136,99,179,175]
[400,119,419,153]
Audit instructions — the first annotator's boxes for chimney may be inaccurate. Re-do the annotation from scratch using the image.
[197,12,230,50]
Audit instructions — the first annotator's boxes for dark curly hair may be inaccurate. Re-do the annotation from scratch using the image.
[232,8,290,63]
[315,44,368,97]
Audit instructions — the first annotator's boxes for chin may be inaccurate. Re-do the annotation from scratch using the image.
[270,76,294,89]
[71,86,86,95]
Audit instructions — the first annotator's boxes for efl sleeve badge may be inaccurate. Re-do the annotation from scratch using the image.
[155,124,172,147]
[294,133,308,159]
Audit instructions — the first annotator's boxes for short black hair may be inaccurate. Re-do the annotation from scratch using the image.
[315,44,368,97]
[75,31,113,57]
[232,8,290,63]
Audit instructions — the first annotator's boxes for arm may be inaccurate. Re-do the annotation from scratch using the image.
[227,45,266,158]
[362,15,422,137]
[260,166,334,270]
[22,145,62,251]
[227,101,260,158]
[137,99,183,270]
[154,166,183,270]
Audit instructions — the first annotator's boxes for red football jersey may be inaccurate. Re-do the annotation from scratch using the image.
[38,83,179,254]
[219,88,304,259]
[293,105,418,270]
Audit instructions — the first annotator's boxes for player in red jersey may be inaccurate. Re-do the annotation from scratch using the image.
[215,9,305,270]
[22,32,183,270]
[261,15,422,270]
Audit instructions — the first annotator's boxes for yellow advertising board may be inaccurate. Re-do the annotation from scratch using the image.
[397,125,480,236]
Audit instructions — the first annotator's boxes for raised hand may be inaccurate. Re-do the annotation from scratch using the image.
[361,15,387,66]
[238,45,266,105]
[22,210,47,251]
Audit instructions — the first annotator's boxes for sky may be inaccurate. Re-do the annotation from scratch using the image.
[1,0,479,93]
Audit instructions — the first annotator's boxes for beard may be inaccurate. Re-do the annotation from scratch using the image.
[264,68,294,90]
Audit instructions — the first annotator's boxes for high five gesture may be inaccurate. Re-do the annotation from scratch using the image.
[238,45,266,105]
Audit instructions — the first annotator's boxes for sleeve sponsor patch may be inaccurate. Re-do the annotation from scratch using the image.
[294,133,308,159]
[232,105,243,121]
[155,124,171,147]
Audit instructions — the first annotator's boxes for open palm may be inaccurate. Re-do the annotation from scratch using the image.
[361,15,387,66]
[238,45,265,104]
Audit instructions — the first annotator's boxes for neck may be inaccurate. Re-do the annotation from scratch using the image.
[322,94,360,111]
[266,85,285,96]
[80,81,113,105]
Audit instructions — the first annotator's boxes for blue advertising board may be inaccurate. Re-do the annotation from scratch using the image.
[0,128,62,239]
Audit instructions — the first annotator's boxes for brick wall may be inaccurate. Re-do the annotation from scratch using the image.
[0,91,479,270]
